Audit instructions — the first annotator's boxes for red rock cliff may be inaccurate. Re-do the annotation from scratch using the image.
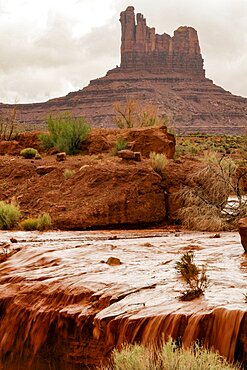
[119,6,205,76]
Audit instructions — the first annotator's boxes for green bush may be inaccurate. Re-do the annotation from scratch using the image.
[21,218,38,231]
[103,339,238,370]
[37,213,52,230]
[149,152,168,173]
[112,137,128,155]
[0,201,21,230]
[20,147,38,159]
[39,113,91,155]
[21,213,52,231]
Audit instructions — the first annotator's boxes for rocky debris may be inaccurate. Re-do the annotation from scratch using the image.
[118,149,135,160]
[117,149,142,161]
[10,237,17,243]
[106,257,121,266]
[238,218,247,252]
[134,152,141,161]
[120,6,204,76]
[0,127,175,159]
[36,165,56,175]
[34,153,42,160]
[56,152,66,161]
[87,126,175,159]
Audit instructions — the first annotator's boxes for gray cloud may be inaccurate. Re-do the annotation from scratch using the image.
[0,0,246,103]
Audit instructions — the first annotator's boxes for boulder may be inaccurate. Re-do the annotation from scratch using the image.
[118,149,136,160]
[238,218,247,252]
[36,166,56,175]
[56,152,66,162]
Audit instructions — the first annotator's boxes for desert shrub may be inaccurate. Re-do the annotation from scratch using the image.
[112,137,128,155]
[21,218,39,231]
[102,339,238,370]
[63,168,76,179]
[115,137,128,151]
[176,152,247,231]
[38,133,54,150]
[20,147,39,159]
[149,152,168,173]
[0,201,21,230]
[175,252,208,301]
[39,113,91,155]
[21,213,52,231]
[37,213,52,230]
[113,98,168,128]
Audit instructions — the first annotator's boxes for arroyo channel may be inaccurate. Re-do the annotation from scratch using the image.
[0,230,246,369]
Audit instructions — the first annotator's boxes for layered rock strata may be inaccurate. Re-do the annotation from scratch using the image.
[119,6,205,76]
[0,7,246,134]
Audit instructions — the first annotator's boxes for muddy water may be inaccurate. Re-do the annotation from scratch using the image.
[0,230,246,369]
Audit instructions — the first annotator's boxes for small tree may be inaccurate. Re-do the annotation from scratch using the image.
[175,252,208,301]
[0,107,18,141]
[177,152,247,230]
[39,113,91,155]
[113,98,169,128]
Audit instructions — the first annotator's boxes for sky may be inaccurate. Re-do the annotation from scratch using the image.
[0,0,246,104]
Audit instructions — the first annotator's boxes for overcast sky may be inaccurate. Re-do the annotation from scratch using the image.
[0,0,246,103]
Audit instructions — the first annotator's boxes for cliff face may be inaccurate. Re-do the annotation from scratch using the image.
[119,6,205,76]
[0,6,246,134]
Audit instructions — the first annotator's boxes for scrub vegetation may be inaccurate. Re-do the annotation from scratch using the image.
[102,339,239,370]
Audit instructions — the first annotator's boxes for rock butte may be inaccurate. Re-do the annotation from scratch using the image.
[0,231,246,369]
[0,6,247,134]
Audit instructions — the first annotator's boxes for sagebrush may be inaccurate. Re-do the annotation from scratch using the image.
[176,152,247,231]
[39,113,91,155]
[149,152,168,174]
[102,339,238,370]
[21,213,52,231]
[0,201,21,230]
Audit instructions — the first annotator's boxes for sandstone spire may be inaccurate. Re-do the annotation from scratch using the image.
[120,6,205,76]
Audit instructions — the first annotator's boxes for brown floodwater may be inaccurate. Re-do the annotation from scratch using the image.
[0,230,246,369]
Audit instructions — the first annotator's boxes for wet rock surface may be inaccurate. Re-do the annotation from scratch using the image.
[0,230,246,369]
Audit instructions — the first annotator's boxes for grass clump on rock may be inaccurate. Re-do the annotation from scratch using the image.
[102,339,239,370]
[21,213,52,231]
[20,147,39,159]
[63,168,76,179]
[39,113,91,155]
[149,151,168,174]
[112,137,128,155]
[0,201,21,230]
